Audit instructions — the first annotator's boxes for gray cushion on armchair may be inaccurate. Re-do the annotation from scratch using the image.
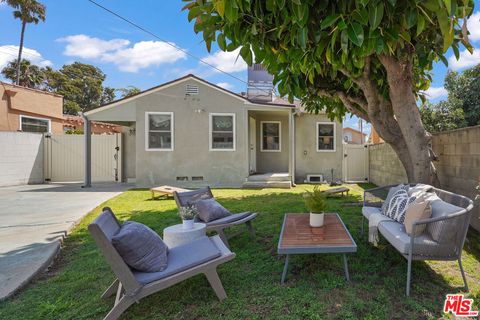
[112,221,168,272]
[192,198,232,222]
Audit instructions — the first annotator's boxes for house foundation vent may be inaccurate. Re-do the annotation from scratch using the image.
[192,176,204,181]
[176,176,188,181]
[305,174,324,183]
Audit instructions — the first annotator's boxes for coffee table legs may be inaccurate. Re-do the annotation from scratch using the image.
[281,254,290,284]
[281,254,351,284]
[343,254,350,282]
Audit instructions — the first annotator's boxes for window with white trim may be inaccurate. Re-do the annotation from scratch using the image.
[210,113,235,151]
[261,121,281,151]
[317,122,336,151]
[20,115,50,133]
[146,112,173,150]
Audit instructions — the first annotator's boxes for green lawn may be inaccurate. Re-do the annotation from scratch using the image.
[1,184,479,319]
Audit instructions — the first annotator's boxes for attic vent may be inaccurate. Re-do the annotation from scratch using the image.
[186,84,199,95]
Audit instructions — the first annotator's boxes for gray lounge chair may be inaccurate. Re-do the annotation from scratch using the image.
[173,187,257,248]
[362,184,474,296]
[88,207,235,320]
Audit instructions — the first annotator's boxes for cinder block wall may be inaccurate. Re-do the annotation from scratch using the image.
[0,132,44,187]
[368,125,480,231]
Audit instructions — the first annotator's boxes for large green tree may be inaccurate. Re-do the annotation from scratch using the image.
[1,59,44,88]
[184,0,474,184]
[2,0,46,85]
[43,62,116,115]
[444,64,480,126]
[419,99,466,133]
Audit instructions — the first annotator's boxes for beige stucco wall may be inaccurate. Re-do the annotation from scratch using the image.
[368,125,480,231]
[0,83,64,133]
[134,79,249,188]
[253,112,289,173]
[294,113,343,183]
[343,128,366,144]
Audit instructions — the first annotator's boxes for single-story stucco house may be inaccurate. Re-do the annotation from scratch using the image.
[84,71,343,188]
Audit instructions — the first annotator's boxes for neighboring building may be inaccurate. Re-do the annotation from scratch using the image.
[84,71,344,188]
[63,115,122,134]
[0,82,64,134]
[368,127,384,144]
[343,127,367,144]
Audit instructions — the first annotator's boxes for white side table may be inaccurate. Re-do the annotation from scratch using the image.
[163,223,206,248]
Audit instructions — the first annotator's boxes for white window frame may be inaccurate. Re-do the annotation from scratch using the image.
[260,121,282,152]
[145,111,174,151]
[316,121,336,152]
[209,113,236,151]
[19,115,51,133]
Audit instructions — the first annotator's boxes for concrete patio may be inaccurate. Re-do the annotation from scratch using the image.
[0,182,130,301]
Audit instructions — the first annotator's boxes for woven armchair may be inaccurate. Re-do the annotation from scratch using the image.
[362,184,474,296]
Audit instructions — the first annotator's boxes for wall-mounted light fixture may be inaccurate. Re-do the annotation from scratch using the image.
[193,108,205,114]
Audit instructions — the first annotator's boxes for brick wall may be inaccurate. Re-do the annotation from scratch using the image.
[0,132,44,186]
[368,125,480,231]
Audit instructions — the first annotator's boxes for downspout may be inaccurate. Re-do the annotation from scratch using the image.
[289,108,296,186]
[82,113,92,188]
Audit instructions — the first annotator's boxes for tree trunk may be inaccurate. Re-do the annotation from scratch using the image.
[379,55,436,185]
[16,21,27,86]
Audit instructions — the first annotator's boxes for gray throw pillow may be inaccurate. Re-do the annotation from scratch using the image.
[192,198,231,222]
[112,221,168,272]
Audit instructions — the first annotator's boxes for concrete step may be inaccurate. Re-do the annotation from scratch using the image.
[247,172,290,182]
[242,180,292,189]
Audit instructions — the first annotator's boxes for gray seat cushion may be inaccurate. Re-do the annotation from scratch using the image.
[362,206,382,219]
[206,212,253,226]
[425,194,464,243]
[112,221,168,273]
[378,221,455,257]
[191,198,232,222]
[133,236,221,284]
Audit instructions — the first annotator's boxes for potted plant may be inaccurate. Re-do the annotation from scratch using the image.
[303,186,327,227]
[178,206,198,230]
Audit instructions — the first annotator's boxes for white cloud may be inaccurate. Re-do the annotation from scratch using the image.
[448,47,480,70]
[0,45,52,70]
[420,86,448,100]
[216,82,233,90]
[59,34,130,59]
[467,11,480,42]
[102,41,186,73]
[202,48,247,73]
[58,34,187,73]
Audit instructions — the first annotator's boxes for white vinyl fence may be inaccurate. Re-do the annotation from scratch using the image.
[343,144,369,183]
[44,133,122,183]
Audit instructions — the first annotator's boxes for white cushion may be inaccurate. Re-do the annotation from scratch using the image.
[362,206,382,219]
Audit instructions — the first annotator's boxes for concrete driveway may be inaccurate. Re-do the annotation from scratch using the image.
[0,183,130,301]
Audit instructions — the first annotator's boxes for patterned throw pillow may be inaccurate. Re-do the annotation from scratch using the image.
[381,184,410,216]
[385,189,416,224]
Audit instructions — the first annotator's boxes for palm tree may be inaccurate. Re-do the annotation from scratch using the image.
[2,0,46,85]
[1,59,45,88]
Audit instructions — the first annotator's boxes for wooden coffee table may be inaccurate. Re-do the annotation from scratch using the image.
[277,213,357,284]
[150,185,191,200]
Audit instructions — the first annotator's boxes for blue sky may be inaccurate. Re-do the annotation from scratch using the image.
[1,0,479,135]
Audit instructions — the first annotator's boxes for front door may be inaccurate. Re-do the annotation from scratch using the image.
[249,116,257,173]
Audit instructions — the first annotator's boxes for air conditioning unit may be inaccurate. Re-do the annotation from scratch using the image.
[305,174,324,183]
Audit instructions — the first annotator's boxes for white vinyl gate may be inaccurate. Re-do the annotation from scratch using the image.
[44,134,122,182]
[343,144,369,183]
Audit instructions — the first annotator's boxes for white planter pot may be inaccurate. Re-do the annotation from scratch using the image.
[182,219,195,230]
[309,212,325,227]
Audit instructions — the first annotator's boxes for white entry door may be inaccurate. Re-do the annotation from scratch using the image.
[343,144,369,182]
[249,116,256,173]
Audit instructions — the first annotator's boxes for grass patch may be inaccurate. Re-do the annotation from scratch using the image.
[1,184,479,319]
